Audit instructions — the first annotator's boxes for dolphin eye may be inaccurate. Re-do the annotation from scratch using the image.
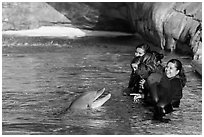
[87,104,92,108]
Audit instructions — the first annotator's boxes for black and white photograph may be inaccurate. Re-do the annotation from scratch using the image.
[2,1,202,135]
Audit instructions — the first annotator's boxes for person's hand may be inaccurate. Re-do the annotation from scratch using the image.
[139,79,145,89]
[133,93,142,102]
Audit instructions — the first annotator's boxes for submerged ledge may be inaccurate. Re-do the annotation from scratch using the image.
[2,26,133,39]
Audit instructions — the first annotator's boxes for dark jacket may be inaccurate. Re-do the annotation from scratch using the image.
[170,77,184,101]
[148,72,184,107]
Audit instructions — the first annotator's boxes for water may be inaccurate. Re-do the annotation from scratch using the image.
[2,36,202,135]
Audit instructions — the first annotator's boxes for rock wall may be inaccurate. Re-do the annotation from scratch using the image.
[40,2,204,58]
[129,2,202,58]
[2,2,70,30]
[2,2,202,58]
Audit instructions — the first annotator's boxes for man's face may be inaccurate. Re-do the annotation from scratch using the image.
[131,63,138,71]
[137,64,149,79]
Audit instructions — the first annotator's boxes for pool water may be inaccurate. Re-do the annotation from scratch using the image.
[2,36,202,135]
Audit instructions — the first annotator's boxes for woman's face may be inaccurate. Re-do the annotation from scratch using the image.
[135,47,145,57]
[165,62,179,78]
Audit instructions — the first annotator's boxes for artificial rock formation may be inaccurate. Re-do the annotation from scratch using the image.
[2,2,202,58]
[93,2,202,58]
[2,2,70,30]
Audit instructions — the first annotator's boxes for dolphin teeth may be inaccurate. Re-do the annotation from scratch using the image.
[89,93,111,109]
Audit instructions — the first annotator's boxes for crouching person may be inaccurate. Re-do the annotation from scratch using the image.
[147,59,186,122]
[123,43,150,96]
[132,52,164,103]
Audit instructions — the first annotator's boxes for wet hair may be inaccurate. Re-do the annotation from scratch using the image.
[131,56,141,64]
[141,53,155,65]
[136,53,164,79]
[135,43,150,53]
[131,56,141,71]
[151,51,164,63]
[167,59,187,87]
[140,51,163,66]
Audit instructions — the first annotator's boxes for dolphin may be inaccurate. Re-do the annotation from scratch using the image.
[68,88,111,110]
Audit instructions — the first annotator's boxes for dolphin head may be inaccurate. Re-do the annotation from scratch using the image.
[69,88,111,110]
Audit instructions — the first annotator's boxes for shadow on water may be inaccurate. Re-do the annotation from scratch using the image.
[2,36,202,135]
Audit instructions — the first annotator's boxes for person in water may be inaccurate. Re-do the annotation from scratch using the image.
[123,43,150,96]
[129,56,146,102]
[147,59,186,122]
[131,56,141,73]
[133,52,164,102]
[166,59,186,108]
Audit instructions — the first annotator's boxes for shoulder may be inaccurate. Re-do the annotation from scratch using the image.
[170,77,183,88]
[170,77,181,83]
[147,72,163,85]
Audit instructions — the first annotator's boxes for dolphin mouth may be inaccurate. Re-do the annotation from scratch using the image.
[89,88,111,109]
[68,88,111,110]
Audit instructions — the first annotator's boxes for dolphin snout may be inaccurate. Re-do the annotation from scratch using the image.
[68,88,111,110]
